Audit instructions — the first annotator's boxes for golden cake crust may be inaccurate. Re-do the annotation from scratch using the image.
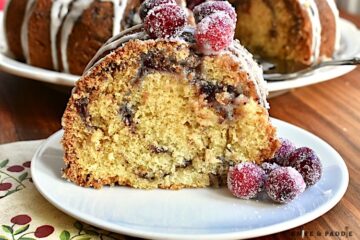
[4,0,27,61]
[315,0,337,58]
[59,1,115,74]
[27,0,54,69]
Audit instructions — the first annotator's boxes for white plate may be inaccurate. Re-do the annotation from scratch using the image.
[31,118,349,240]
[0,12,359,92]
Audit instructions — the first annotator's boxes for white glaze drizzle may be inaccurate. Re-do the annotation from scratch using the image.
[326,0,341,52]
[102,0,129,36]
[60,0,93,73]
[229,41,269,109]
[60,0,131,73]
[20,0,36,64]
[85,25,199,72]
[87,32,147,72]
[299,0,322,63]
[84,25,146,73]
[50,0,72,71]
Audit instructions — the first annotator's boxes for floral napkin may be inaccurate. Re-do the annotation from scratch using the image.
[0,140,137,240]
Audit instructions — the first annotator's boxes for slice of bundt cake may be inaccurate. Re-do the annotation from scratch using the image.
[62,1,279,189]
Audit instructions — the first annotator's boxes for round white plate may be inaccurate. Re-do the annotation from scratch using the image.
[31,118,349,240]
[0,12,359,92]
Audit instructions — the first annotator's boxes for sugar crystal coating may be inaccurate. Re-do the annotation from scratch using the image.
[288,147,322,187]
[261,162,280,175]
[144,4,187,39]
[195,12,235,55]
[265,167,306,203]
[139,0,177,20]
[227,162,266,200]
[193,1,237,23]
[273,138,297,166]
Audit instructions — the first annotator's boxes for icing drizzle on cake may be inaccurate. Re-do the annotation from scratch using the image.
[299,0,322,63]
[327,0,341,51]
[51,0,72,71]
[17,0,135,73]
[20,0,36,64]
[60,0,93,73]
[102,0,129,36]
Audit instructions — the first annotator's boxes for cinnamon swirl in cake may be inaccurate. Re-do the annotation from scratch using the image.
[61,1,279,189]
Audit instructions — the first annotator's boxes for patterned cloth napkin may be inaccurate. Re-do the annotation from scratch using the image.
[0,140,137,240]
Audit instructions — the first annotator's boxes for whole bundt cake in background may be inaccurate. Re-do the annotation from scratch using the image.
[3,0,142,74]
[227,0,340,65]
[62,1,279,189]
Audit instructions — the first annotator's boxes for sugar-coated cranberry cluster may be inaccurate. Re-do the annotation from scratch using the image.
[140,0,187,39]
[140,0,237,54]
[227,138,323,204]
[193,1,236,54]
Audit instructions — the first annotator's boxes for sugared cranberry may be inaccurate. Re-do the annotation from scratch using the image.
[265,167,306,203]
[261,162,280,175]
[288,147,322,187]
[227,162,265,200]
[139,0,177,20]
[193,1,236,23]
[11,215,32,225]
[144,4,187,39]
[271,138,296,166]
[195,12,235,55]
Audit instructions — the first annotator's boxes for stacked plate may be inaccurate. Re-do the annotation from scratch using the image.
[31,119,348,240]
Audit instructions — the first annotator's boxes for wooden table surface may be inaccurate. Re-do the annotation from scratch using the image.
[0,12,359,240]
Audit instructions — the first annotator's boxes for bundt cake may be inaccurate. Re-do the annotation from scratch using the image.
[61,1,279,189]
[228,0,340,65]
[4,0,142,75]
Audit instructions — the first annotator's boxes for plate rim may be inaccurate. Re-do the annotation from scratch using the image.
[0,11,359,92]
[31,118,349,240]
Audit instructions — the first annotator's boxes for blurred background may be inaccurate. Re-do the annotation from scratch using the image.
[0,0,360,14]
[337,0,360,14]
